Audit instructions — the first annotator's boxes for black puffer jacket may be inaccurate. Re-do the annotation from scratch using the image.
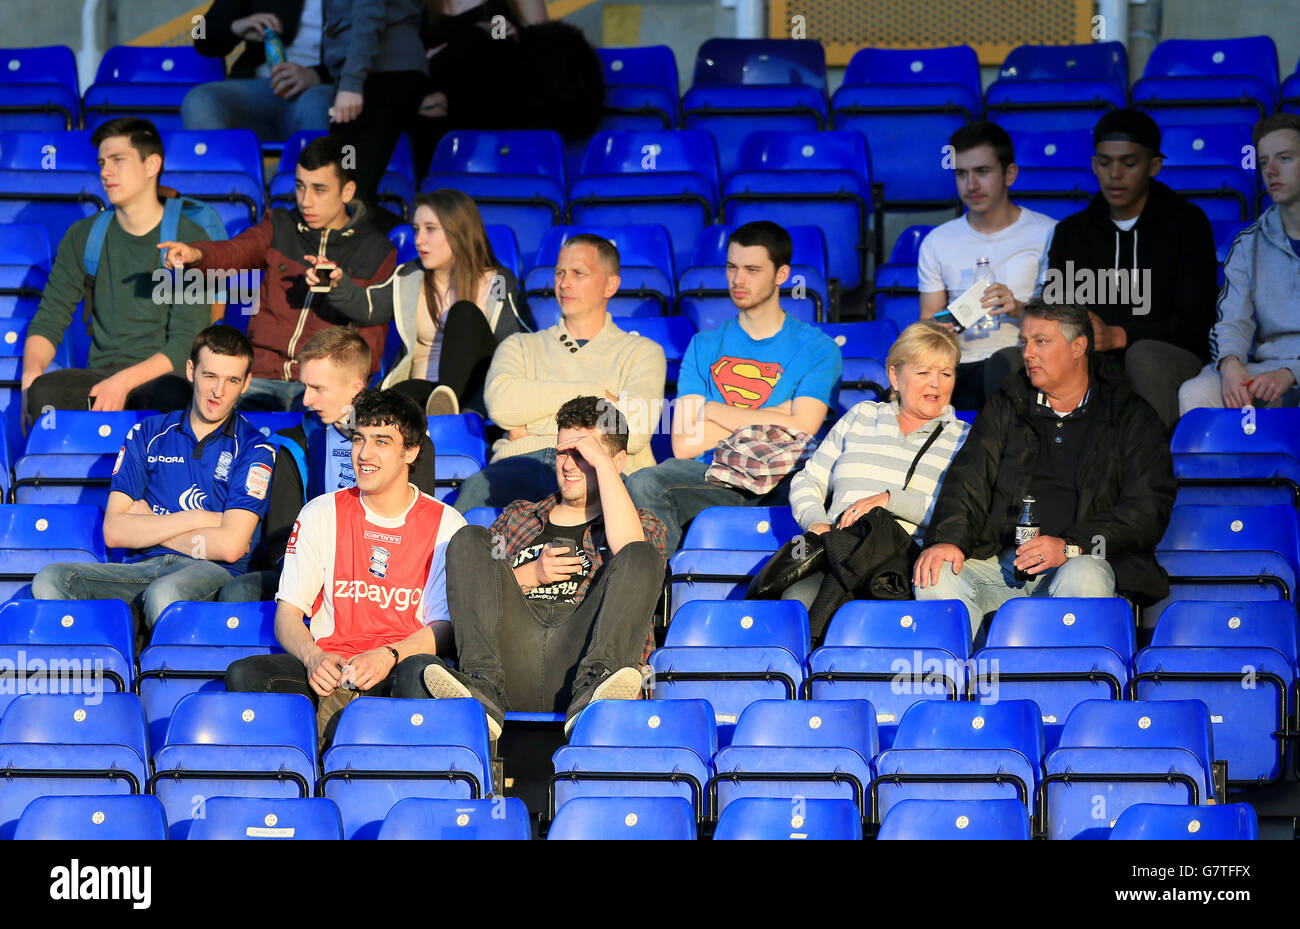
[923,357,1176,604]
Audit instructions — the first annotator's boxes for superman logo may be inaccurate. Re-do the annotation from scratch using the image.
[711,357,784,408]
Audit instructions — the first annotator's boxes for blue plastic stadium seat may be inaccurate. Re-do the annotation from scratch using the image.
[985,42,1129,134]
[830,46,978,214]
[0,45,80,130]
[461,507,502,529]
[423,129,567,269]
[1156,123,1256,221]
[0,223,53,270]
[0,693,150,840]
[974,597,1134,753]
[1042,699,1214,840]
[871,699,1043,825]
[484,224,522,281]
[82,46,223,132]
[0,503,106,600]
[876,797,1032,840]
[1108,801,1258,840]
[1007,129,1097,220]
[0,129,104,242]
[619,316,695,386]
[426,412,488,500]
[0,129,98,171]
[550,698,715,821]
[240,410,301,440]
[1171,408,1300,507]
[161,128,265,221]
[321,697,493,839]
[548,795,696,840]
[597,45,680,129]
[377,796,530,839]
[14,794,167,840]
[872,262,921,333]
[676,265,820,331]
[1133,36,1279,126]
[723,131,873,289]
[807,599,973,750]
[187,797,344,840]
[816,320,899,412]
[523,224,675,319]
[568,130,721,275]
[270,130,413,217]
[1131,600,1297,785]
[0,597,134,673]
[665,548,770,622]
[151,692,318,839]
[13,409,152,506]
[713,796,861,840]
[680,505,803,551]
[667,600,810,665]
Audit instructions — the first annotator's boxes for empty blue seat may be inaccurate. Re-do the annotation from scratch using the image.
[0,503,106,600]
[871,699,1043,825]
[888,225,932,265]
[1007,129,1098,220]
[806,599,972,750]
[377,796,531,839]
[816,320,899,411]
[723,131,873,289]
[667,599,810,665]
[597,45,680,129]
[83,46,223,132]
[0,597,134,673]
[0,129,97,171]
[1133,36,1279,126]
[0,693,150,840]
[692,38,827,91]
[548,796,696,840]
[872,261,921,332]
[1172,408,1300,507]
[713,796,861,840]
[568,130,721,275]
[151,692,318,839]
[683,83,827,177]
[1131,599,1297,785]
[426,412,489,500]
[187,797,344,840]
[620,316,695,386]
[876,797,1032,840]
[680,505,803,551]
[665,548,770,622]
[831,46,979,213]
[0,223,53,270]
[484,224,521,281]
[14,409,151,506]
[1042,699,1214,839]
[975,597,1134,753]
[986,42,1129,134]
[14,794,167,840]
[0,45,80,130]
[160,128,265,220]
[712,699,877,819]
[551,698,715,820]
[424,129,567,269]
[321,697,494,839]
[1108,801,1258,840]
[1158,123,1256,221]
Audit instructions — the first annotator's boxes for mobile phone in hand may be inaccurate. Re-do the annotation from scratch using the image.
[546,542,575,557]
[932,309,961,328]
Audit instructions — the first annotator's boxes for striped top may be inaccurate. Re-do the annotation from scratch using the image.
[789,401,970,543]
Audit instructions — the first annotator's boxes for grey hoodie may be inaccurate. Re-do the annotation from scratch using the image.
[323,0,427,94]
[1209,205,1300,384]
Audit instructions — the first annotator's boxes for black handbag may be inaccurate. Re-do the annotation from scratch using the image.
[746,530,827,599]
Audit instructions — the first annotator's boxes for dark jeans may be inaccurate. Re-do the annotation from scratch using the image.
[432,526,662,722]
[26,367,192,420]
[389,301,498,414]
[1119,340,1204,430]
[218,569,280,602]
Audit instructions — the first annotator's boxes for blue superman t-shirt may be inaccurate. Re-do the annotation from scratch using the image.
[677,314,842,462]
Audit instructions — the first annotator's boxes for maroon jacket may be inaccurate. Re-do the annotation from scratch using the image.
[190,202,396,381]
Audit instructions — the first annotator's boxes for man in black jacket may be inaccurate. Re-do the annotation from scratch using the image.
[219,327,437,601]
[1036,108,1217,429]
[914,301,1176,642]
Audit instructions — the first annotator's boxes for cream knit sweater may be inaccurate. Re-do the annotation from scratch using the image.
[484,313,667,473]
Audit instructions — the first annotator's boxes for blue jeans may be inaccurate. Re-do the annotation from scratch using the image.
[452,448,557,513]
[181,78,332,143]
[32,554,235,629]
[624,457,756,555]
[239,378,306,412]
[914,548,1117,644]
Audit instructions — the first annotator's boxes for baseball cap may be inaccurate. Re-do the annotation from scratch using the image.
[1093,108,1165,157]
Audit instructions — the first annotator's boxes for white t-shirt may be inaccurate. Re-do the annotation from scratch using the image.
[277,484,467,659]
[255,0,323,77]
[918,206,1057,363]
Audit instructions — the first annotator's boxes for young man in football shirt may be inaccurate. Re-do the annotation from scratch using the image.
[225,388,467,738]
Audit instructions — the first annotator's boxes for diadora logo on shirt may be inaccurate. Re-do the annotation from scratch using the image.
[148,454,186,464]
[711,357,784,409]
[334,580,422,612]
[177,485,209,510]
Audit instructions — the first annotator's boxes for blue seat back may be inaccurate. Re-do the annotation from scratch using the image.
[679,505,803,551]
[876,797,1032,840]
[666,600,810,665]
[824,599,972,659]
[693,38,827,90]
[1171,407,1300,457]
[433,129,567,185]
[732,699,878,760]
[1152,599,1298,660]
[94,45,224,84]
[667,548,770,620]
[378,796,531,840]
[891,698,1043,767]
[1142,36,1278,90]
[329,696,492,786]
[1108,801,1258,840]
[568,697,716,761]
[579,130,720,192]
[843,46,981,106]
[548,796,696,839]
[0,222,53,268]
[0,598,134,668]
[0,129,97,170]
[713,796,861,840]
[997,41,1128,86]
[986,597,1135,659]
[187,797,344,840]
[162,692,317,766]
[151,600,278,647]
[0,692,148,757]
[14,794,166,840]
[1058,698,1214,786]
[0,45,80,94]
[1158,504,1300,577]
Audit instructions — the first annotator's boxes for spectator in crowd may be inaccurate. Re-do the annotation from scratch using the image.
[626,221,842,554]
[782,322,970,640]
[33,326,275,631]
[1179,113,1300,414]
[414,396,666,738]
[226,388,466,740]
[914,301,1176,643]
[452,234,666,511]
[317,189,529,417]
[22,118,218,423]
[184,0,333,141]
[159,136,396,412]
[919,121,1056,410]
[1037,108,1217,429]
[326,0,428,232]
[218,327,438,601]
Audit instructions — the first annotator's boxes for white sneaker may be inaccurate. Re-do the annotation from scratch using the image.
[425,384,459,418]
[563,667,643,737]
[422,661,502,740]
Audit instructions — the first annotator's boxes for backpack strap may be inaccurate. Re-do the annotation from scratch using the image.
[268,434,309,506]
[83,209,116,279]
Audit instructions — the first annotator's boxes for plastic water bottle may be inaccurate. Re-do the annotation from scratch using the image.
[264,28,287,67]
[974,257,999,331]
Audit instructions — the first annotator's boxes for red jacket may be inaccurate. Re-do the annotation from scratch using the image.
[191,203,396,381]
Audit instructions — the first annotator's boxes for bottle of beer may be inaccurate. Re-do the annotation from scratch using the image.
[1013,495,1039,582]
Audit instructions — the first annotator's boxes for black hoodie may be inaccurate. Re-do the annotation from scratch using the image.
[1043,179,1217,363]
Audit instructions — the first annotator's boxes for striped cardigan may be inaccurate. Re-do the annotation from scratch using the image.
[789,401,970,543]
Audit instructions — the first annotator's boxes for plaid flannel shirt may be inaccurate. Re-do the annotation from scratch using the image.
[705,424,816,495]
[490,493,669,662]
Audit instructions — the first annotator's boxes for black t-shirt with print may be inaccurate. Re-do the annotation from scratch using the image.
[511,516,596,605]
